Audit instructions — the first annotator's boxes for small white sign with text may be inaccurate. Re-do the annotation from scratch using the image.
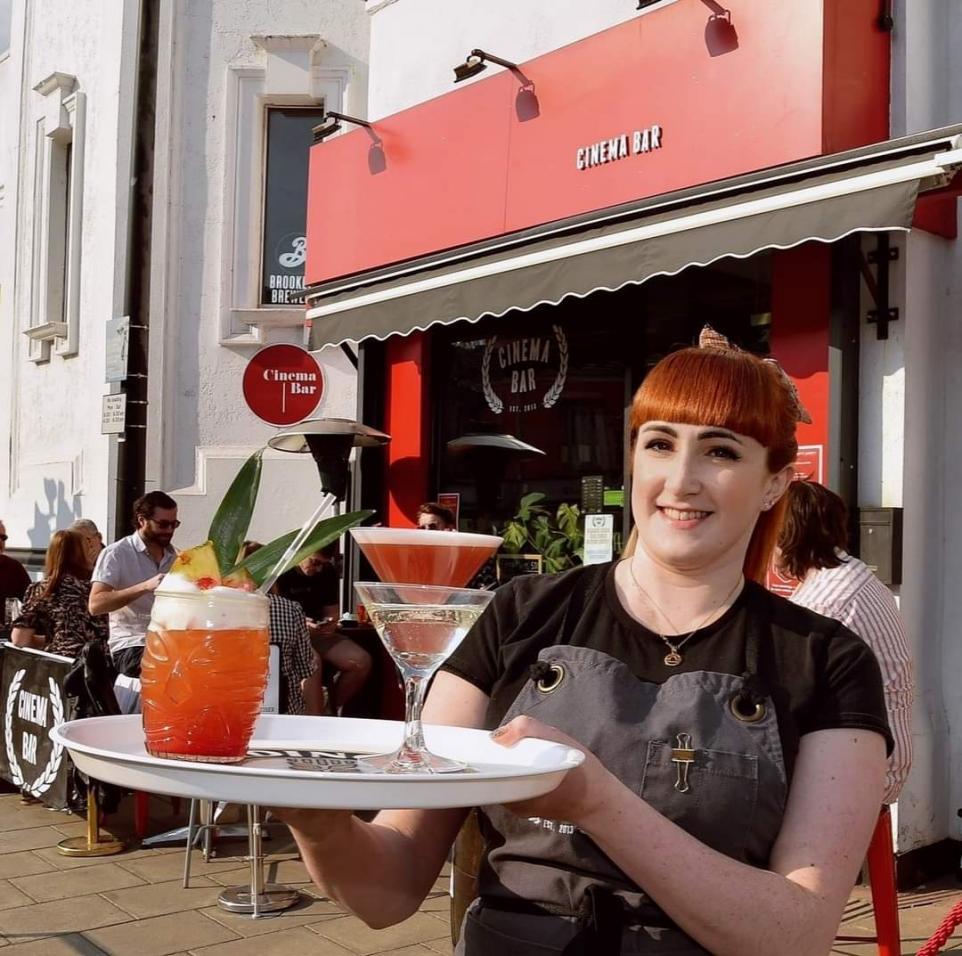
[583,514,615,565]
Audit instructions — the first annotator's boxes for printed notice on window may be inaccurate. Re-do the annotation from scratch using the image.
[583,514,614,565]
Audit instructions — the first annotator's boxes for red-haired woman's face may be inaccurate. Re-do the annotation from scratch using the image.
[632,421,792,574]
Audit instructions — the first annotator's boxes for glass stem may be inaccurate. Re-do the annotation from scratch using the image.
[400,670,431,756]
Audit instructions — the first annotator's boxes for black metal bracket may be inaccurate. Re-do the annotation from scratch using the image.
[860,234,899,340]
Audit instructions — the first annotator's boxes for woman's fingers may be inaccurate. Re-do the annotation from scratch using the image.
[490,715,578,748]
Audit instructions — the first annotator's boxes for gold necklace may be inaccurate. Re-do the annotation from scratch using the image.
[624,560,744,667]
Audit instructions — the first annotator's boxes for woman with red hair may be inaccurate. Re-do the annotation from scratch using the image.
[280,330,890,956]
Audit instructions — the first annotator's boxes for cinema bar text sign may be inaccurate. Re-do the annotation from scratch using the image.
[0,644,73,808]
[242,344,324,426]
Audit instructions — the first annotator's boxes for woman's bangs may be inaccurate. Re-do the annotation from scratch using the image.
[632,349,779,448]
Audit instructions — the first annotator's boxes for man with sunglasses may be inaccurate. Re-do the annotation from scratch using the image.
[89,491,179,679]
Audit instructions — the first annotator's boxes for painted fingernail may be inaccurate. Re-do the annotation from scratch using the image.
[490,726,506,739]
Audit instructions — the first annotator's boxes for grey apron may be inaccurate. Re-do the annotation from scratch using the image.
[455,573,788,955]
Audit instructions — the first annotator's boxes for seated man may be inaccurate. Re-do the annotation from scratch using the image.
[278,546,372,715]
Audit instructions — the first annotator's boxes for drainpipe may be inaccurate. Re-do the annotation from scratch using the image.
[109,0,159,539]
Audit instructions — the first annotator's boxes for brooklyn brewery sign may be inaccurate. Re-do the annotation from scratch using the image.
[0,646,71,807]
[482,325,568,414]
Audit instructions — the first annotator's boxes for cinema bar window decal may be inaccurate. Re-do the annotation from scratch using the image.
[482,325,569,414]
[261,107,324,306]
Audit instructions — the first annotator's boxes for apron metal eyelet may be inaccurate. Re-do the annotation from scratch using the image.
[729,695,767,723]
[536,663,566,694]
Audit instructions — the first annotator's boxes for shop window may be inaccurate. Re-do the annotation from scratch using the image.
[260,107,323,307]
[0,0,10,58]
[431,252,772,544]
[23,73,85,362]
[221,35,352,343]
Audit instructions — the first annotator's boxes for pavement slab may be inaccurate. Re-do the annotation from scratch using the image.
[10,861,146,903]
[190,924,356,955]
[0,884,30,914]
[309,912,452,955]
[198,896,343,939]
[100,876,225,919]
[84,911,239,956]
[116,851,247,885]
[1,934,106,954]
[0,826,68,854]
[0,893,131,941]
[0,852,53,881]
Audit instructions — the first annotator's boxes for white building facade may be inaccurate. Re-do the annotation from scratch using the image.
[0,0,368,557]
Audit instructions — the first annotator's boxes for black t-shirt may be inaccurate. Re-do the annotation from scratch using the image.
[443,561,893,784]
[276,565,339,621]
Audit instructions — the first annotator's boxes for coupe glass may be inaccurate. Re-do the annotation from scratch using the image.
[353,581,494,773]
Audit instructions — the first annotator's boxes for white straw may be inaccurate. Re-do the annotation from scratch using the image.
[257,493,335,596]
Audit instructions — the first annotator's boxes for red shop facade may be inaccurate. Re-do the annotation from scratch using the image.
[303,0,961,557]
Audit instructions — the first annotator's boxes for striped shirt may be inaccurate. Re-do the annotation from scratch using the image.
[790,552,913,803]
[267,595,317,716]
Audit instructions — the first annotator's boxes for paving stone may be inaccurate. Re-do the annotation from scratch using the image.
[419,894,450,913]
[0,827,66,854]
[0,884,31,913]
[84,910,239,956]
[1,933,105,954]
[199,896,343,938]
[191,924,356,955]
[421,938,454,956]
[31,844,179,871]
[0,893,130,940]
[116,850,248,884]
[309,912,450,955]
[100,876,223,918]
[0,807,78,833]
[11,862,145,903]
[0,852,53,881]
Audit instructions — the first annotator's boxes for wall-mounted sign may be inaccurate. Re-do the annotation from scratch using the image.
[576,124,663,171]
[105,316,130,383]
[101,394,127,435]
[242,343,324,426]
[482,325,568,415]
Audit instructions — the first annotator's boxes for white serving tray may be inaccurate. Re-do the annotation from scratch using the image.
[51,714,583,810]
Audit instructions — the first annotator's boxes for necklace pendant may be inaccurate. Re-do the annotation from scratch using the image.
[664,650,683,667]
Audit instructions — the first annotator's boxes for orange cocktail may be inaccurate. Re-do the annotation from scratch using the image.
[141,588,269,763]
[350,528,502,587]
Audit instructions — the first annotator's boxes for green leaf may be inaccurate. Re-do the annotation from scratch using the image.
[230,510,374,588]
[517,492,546,521]
[208,449,264,575]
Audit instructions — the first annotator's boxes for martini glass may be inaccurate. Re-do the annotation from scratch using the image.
[350,528,501,587]
[353,582,494,773]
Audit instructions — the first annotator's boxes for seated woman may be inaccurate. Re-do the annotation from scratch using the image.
[278,329,891,955]
[12,529,108,658]
[777,479,913,803]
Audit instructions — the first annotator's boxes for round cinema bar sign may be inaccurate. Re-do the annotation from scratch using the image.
[242,344,324,426]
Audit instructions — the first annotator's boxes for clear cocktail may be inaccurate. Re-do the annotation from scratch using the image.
[353,582,493,773]
[141,587,270,763]
[350,528,501,588]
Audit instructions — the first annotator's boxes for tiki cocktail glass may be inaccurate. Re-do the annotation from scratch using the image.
[353,581,494,773]
[141,588,270,763]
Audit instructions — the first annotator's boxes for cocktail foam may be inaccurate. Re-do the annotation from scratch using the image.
[151,578,269,631]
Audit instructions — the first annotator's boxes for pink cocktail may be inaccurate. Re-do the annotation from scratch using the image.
[350,528,502,587]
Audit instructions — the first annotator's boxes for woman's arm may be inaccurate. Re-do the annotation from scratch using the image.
[280,671,489,928]
[10,626,45,650]
[496,720,886,956]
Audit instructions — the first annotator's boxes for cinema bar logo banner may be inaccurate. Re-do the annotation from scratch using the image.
[482,325,568,414]
[0,645,72,807]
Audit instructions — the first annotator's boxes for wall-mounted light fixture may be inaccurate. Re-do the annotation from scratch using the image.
[312,111,374,143]
[453,49,520,83]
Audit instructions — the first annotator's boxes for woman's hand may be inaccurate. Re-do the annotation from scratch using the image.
[491,715,619,829]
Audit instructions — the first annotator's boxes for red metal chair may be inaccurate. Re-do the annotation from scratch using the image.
[835,805,901,956]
